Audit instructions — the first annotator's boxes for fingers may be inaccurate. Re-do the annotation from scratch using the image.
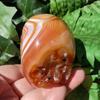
[66,68,85,94]
[21,86,67,100]
[0,64,85,100]
[12,79,67,100]
[0,64,37,98]
[13,67,85,99]
[21,88,50,100]
[11,78,35,98]
[0,75,19,100]
[0,64,23,84]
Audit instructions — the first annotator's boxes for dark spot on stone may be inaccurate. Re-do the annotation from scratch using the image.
[71,61,74,63]
[62,58,66,62]
[47,77,51,80]
[47,62,50,66]
[54,58,57,60]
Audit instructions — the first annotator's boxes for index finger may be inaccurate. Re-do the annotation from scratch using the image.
[0,64,23,84]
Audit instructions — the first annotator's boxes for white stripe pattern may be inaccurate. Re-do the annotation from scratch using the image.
[21,19,46,60]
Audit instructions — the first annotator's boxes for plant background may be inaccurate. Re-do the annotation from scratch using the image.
[0,0,100,100]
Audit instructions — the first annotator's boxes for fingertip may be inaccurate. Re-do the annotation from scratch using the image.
[72,68,85,83]
[66,68,85,93]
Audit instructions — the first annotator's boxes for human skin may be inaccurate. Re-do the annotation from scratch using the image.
[0,64,85,100]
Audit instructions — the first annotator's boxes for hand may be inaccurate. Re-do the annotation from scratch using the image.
[0,64,85,100]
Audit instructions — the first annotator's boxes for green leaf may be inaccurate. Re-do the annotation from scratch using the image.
[82,75,92,91]
[90,60,100,75]
[16,0,50,20]
[65,69,98,100]
[50,0,98,17]
[50,0,58,15]
[0,0,16,3]
[65,84,89,100]
[62,1,100,67]
[38,0,50,4]
[62,9,80,31]
[75,38,85,62]
[88,79,98,100]
[81,1,100,15]
[4,57,20,64]
[13,15,27,25]
[81,58,92,68]
[75,14,100,67]
[82,68,92,91]
[0,2,19,41]
[0,36,20,65]
[89,89,98,100]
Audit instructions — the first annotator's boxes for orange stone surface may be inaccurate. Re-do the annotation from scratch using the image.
[20,14,75,88]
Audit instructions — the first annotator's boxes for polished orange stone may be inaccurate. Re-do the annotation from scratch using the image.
[20,14,75,88]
